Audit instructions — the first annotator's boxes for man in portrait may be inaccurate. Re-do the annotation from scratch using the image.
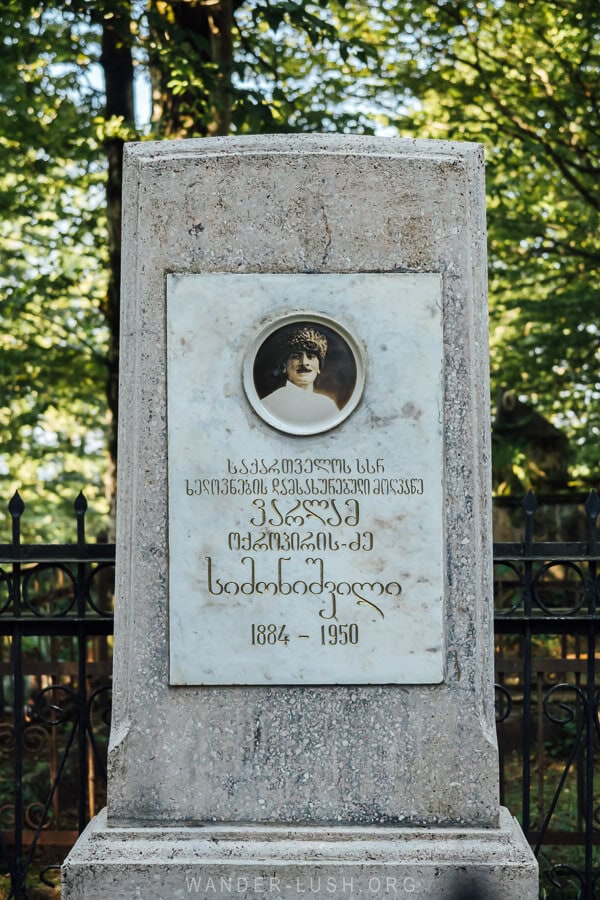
[261,325,339,425]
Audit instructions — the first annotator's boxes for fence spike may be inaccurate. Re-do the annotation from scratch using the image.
[522,490,537,514]
[74,491,88,514]
[8,491,25,517]
[521,490,536,552]
[74,491,87,545]
[585,489,600,521]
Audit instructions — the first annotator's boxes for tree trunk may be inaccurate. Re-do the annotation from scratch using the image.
[205,0,234,136]
[99,2,135,513]
[149,0,237,137]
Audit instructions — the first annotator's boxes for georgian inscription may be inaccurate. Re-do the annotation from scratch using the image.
[174,446,430,679]
[166,272,445,685]
[185,457,424,497]
[181,456,418,639]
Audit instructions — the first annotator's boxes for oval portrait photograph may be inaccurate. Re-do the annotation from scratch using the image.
[245,314,365,436]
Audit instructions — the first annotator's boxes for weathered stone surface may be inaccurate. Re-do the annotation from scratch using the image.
[63,807,538,899]
[62,134,538,898]
[108,134,497,827]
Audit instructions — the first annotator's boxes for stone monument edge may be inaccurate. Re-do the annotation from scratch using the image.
[122,132,485,165]
[108,135,500,828]
[61,134,538,897]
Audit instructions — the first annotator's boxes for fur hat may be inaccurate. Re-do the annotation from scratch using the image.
[279,325,328,369]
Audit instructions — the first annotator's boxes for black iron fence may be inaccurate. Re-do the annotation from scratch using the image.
[0,493,114,899]
[494,490,600,899]
[0,490,599,898]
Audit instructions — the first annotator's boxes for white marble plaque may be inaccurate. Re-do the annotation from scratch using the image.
[167,273,445,684]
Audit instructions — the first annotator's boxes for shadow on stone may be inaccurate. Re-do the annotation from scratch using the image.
[445,875,500,900]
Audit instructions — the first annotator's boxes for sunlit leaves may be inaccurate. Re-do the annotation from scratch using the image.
[0,3,110,540]
[1,0,390,539]
[383,0,600,484]
[4,0,598,543]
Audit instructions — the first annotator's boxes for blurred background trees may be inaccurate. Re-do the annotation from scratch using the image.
[1,0,598,539]
[384,1,600,494]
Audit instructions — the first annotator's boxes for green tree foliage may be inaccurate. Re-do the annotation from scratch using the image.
[0,1,110,540]
[145,0,382,137]
[0,0,383,539]
[378,0,600,487]
[2,0,598,541]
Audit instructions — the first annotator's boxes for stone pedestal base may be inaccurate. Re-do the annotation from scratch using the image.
[62,807,537,899]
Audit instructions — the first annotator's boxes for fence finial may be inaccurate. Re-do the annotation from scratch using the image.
[585,490,599,556]
[585,489,600,521]
[74,491,88,514]
[74,491,87,544]
[522,490,537,552]
[8,491,24,518]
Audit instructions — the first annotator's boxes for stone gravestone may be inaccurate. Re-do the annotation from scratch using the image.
[62,135,538,898]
